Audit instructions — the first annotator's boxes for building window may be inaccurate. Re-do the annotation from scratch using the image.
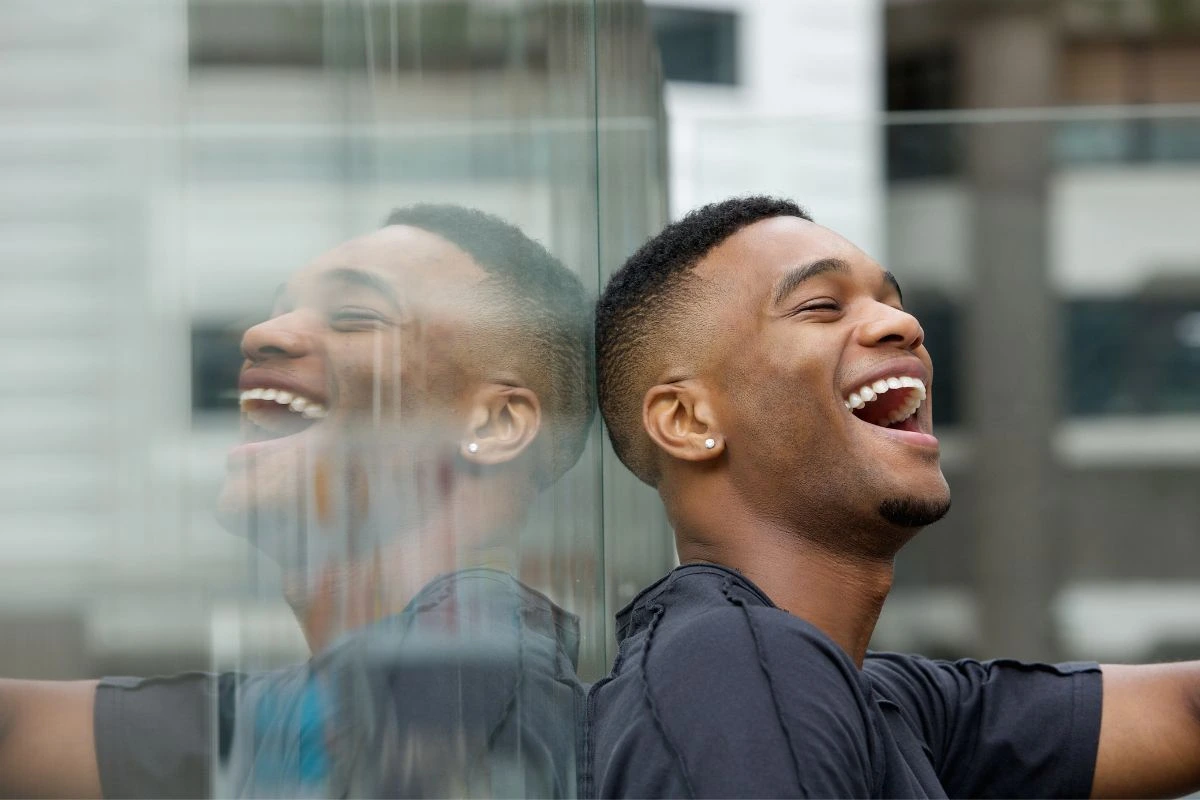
[191,324,244,414]
[187,1,548,72]
[188,2,324,68]
[886,47,956,113]
[649,7,738,85]
[1066,295,1200,416]
[885,47,960,181]
[903,292,961,428]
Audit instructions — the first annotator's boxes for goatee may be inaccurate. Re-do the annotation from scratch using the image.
[878,496,951,528]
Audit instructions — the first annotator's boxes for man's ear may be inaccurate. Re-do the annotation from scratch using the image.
[459,384,542,465]
[643,380,724,463]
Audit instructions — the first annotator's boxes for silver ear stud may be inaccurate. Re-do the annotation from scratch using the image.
[704,438,716,450]
[467,442,479,454]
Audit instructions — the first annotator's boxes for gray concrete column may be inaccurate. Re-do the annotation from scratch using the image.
[960,4,1064,660]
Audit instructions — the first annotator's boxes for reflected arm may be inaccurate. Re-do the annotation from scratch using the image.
[0,679,101,798]
[1091,662,1200,798]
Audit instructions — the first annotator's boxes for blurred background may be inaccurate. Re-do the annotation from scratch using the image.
[0,0,1197,688]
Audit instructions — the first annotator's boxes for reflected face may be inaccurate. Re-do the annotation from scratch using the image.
[216,225,490,564]
[698,216,949,539]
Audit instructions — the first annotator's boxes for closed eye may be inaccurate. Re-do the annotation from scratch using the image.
[788,299,842,316]
[330,307,391,329]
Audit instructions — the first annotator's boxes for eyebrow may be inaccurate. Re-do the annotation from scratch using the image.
[885,271,904,304]
[321,267,401,308]
[772,257,904,306]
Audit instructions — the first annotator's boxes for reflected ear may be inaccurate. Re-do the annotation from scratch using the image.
[642,381,724,463]
[460,384,542,466]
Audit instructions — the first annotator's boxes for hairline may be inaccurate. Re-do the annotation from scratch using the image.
[602,204,815,485]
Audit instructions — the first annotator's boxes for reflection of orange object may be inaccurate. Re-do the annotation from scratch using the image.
[315,458,331,525]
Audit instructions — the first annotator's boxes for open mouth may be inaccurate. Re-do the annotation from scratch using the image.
[844,375,926,433]
[238,387,328,443]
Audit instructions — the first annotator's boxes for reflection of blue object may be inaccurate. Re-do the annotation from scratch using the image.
[248,673,330,791]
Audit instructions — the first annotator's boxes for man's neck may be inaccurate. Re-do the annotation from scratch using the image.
[672,485,896,668]
[690,544,892,668]
[285,507,523,653]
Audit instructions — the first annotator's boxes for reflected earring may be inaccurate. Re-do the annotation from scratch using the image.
[467,442,480,454]
[704,438,717,450]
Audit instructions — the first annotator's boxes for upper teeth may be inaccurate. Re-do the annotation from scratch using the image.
[239,388,327,419]
[844,375,926,424]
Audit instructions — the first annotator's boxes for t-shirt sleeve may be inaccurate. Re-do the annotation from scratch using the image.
[93,673,234,799]
[606,605,879,798]
[864,652,1103,799]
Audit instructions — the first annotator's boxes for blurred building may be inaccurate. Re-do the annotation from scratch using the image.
[0,0,668,681]
[2,0,1198,687]
[646,0,885,254]
[878,0,1200,661]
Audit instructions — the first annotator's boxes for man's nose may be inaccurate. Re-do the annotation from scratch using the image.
[857,303,925,352]
[241,312,314,362]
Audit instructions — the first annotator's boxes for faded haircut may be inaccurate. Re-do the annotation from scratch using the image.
[385,204,594,486]
[595,196,811,485]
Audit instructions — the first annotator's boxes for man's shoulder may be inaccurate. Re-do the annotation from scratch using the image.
[607,566,860,685]
[595,565,876,753]
[604,594,867,717]
[655,602,837,661]
[591,579,881,799]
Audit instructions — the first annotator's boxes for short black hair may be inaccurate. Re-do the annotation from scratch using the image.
[385,204,594,486]
[596,196,811,485]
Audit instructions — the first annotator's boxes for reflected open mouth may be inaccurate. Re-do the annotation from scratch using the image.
[239,388,327,443]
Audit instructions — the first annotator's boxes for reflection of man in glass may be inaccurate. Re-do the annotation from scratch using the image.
[219,204,591,653]
[0,205,592,799]
[588,196,1200,798]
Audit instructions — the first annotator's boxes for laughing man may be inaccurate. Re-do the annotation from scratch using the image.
[588,196,1200,798]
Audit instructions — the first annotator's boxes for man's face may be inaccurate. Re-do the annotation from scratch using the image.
[216,225,489,566]
[697,216,949,540]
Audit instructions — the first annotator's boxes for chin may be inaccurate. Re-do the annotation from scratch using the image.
[877,487,952,529]
[216,470,319,570]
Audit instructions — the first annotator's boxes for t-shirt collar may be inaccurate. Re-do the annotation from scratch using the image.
[613,562,777,644]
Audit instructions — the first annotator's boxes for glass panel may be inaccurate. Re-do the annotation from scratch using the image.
[0,0,667,796]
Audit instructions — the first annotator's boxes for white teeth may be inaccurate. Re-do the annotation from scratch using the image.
[886,394,922,425]
[238,388,325,419]
[843,375,928,422]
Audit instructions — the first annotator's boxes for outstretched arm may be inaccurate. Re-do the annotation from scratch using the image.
[1091,662,1200,798]
[0,679,102,798]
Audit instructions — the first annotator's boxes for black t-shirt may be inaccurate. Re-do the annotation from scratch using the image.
[94,570,585,798]
[586,564,1103,799]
